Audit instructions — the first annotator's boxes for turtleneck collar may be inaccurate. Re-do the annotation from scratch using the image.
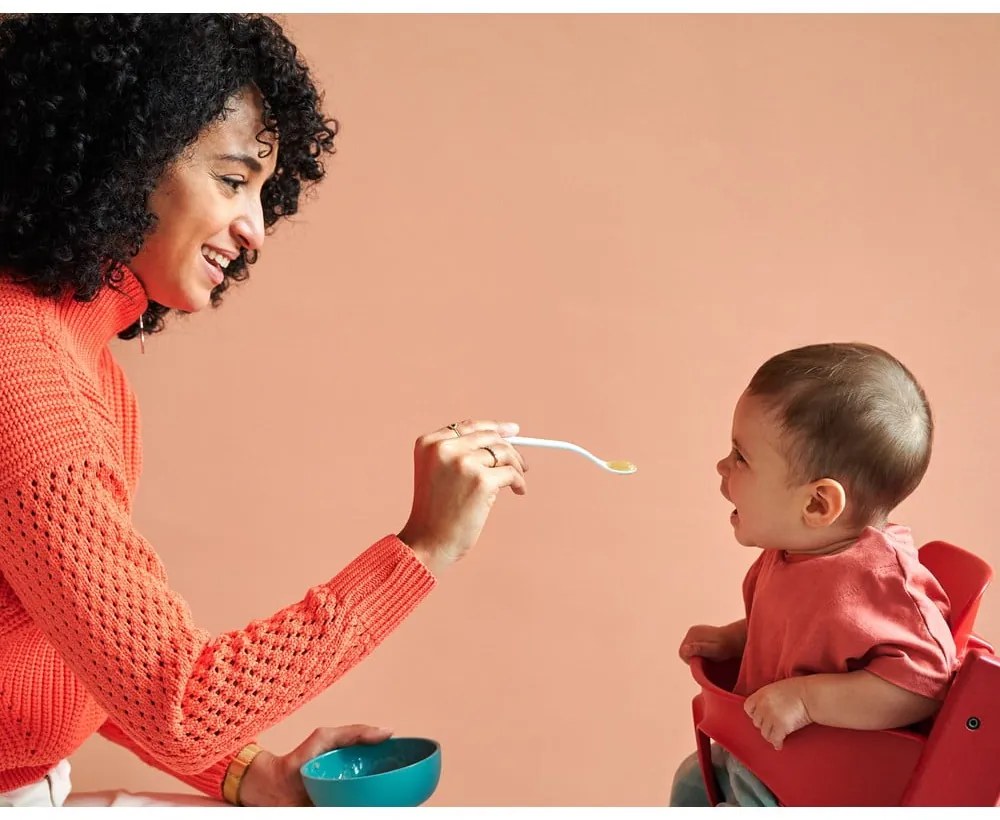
[55,264,150,354]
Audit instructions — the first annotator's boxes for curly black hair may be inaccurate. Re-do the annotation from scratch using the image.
[0,13,337,338]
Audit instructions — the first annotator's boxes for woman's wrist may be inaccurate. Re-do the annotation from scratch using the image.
[223,744,270,806]
[397,531,447,577]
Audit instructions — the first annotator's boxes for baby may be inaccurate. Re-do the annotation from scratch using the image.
[670,342,957,806]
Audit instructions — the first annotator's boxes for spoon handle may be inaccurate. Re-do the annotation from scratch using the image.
[505,436,593,459]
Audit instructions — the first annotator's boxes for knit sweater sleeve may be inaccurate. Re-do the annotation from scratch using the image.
[97,719,236,800]
[0,453,436,774]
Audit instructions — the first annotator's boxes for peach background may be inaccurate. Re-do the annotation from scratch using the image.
[70,14,1000,805]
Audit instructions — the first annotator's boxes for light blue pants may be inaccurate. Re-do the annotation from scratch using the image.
[670,743,779,807]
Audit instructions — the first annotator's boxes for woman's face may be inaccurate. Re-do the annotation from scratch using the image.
[130,87,278,312]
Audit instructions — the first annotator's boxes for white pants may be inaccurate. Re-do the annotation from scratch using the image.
[0,760,72,807]
[0,760,227,807]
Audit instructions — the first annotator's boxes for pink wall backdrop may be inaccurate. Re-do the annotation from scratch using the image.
[69,14,1000,805]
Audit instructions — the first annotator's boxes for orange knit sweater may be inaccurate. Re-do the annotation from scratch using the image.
[0,268,436,798]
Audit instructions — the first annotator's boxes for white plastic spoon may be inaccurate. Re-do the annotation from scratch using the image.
[505,436,637,475]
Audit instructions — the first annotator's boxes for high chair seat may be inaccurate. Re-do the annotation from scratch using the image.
[689,540,999,806]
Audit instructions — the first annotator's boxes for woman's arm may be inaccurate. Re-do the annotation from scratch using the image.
[1,455,435,773]
[97,719,239,800]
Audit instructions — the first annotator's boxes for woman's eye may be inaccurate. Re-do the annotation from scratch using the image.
[215,173,246,192]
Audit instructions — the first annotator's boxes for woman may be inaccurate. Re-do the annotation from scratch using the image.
[0,14,528,807]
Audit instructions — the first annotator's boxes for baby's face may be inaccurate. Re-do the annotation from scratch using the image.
[716,391,811,550]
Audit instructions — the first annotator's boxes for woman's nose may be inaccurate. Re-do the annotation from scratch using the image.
[232,200,265,252]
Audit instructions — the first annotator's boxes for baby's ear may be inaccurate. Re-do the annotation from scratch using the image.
[803,478,846,528]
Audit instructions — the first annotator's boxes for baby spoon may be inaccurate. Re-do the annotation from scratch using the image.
[504,436,637,475]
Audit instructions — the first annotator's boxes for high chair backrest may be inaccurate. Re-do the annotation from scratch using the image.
[918,541,994,657]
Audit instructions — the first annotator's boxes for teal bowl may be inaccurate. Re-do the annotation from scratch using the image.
[300,737,441,807]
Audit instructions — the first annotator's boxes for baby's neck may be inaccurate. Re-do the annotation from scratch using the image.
[780,522,877,557]
[783,535,859,557]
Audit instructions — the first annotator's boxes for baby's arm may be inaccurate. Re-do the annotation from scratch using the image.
[745,671,940,749]
[799,670,940,729]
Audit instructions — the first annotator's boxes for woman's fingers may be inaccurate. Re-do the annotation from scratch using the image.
[490,464,528,496]
[429,426,528,474]
[422,419,520,445]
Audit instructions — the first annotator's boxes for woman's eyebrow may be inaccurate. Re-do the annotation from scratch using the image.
[214,152,264,173]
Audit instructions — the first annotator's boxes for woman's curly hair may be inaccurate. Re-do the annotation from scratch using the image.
[0,13,337,338]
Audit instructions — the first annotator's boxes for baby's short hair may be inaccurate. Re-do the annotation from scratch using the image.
[747,342,933,526]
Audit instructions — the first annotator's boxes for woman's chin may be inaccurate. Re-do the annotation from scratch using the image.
[163,286,213,314]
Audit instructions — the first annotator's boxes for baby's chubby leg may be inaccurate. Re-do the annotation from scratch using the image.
[724,752,779,807]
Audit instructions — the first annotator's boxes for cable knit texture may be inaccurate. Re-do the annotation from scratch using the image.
[0,268,435,797]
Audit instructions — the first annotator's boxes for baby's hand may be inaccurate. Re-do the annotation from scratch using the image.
[678,624,740,664]
[744,678,813,750]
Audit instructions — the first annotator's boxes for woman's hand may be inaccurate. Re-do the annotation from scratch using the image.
[238,725,393,806]
[398,419,528,575]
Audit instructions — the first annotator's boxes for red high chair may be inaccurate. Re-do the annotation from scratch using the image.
[689,540,999,806]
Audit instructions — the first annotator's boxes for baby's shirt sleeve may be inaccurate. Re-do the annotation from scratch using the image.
[835,560,957,700]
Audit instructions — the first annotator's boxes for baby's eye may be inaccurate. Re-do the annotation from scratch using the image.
[733,448,746,464]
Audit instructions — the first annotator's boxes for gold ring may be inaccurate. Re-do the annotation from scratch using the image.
[483,446,499,468]
[447,423,461,437]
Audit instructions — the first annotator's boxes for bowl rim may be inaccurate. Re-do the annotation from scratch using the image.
[299,737,441,783]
